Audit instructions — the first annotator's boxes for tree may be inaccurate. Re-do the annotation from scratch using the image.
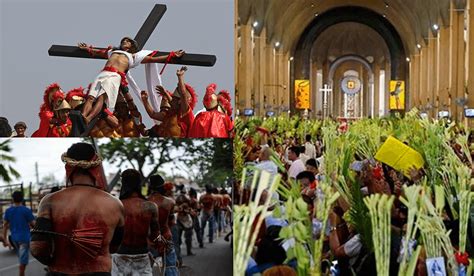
[0,139,20,183]
[98,138,201,185]
[40,173,60,186]
[180,139,233,187]
[98,138,233,188]
[99,138,233,186]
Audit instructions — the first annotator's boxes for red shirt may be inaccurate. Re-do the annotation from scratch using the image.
[188,109,232,138]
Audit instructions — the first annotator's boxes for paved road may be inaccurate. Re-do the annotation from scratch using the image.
[0,229,232,276]
[0,246,43,276]
[176,232,232,276]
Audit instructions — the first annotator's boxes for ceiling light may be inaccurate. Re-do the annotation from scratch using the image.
[315,13,319,17]
[382,14,386,18]
[406,57,411,62]
[253,21,258,28]
[416,44,422,49]
[432,24,439,31]
[289,57,294,61]
[275,41,281,47]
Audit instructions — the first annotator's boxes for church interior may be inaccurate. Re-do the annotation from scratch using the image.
[235,0,474,123]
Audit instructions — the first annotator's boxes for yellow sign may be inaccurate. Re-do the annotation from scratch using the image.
[389,80,405,110]
[295,80,310,109]
[374,136,424,178]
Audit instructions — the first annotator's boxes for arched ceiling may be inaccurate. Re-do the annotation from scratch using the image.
[311,22,390,66]
[238,0,463,56]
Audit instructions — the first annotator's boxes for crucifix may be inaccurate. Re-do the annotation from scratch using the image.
[48,4,216,66]
[320,84,332,118]
[48,4,217,136]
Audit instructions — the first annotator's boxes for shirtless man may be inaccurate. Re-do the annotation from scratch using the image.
[141,66,196,138]
[175,185,195,258]
[148,175,179,276]
[30,143,125,275]
[212,188,224,236]
[189,188,204,248]
[199,185,216,243]
[78,37,184,124]
[220,189,232,233]
[114,98,146,137]
[113,169,159,276]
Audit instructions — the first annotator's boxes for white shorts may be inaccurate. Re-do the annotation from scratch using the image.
[111,253,152,276]
[89,71,121,109]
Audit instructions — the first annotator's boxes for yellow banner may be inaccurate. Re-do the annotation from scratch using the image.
[374,136,424,178]
[389,80,405,110]
[295,80,310,109]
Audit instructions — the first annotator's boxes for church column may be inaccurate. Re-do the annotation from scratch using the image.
[450,2,466,121]
[316,67,323,117]
[322,61,331,116]
[334,67,341,117]
[468,0,474,109]
[310,60,318,118]
[438,26,450,112]
[275,50,282,114]
[419,46,428,113]
[366,66,371,117]
[234,0,239,113]
[408,59,413,109]
[426,33,434,117]
[238,23,253,111]
[282,52,290,115]
[410,55,420,110]
[254,28,267,117]
[275,50,286,115]
[264,44,276,115]
[416,51,422,110]
[432,31,439,115]
[385,60,391,114]
[374,63,380,117]
[359,64,363,117]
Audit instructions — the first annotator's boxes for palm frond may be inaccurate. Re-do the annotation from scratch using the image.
[349,179,373,251]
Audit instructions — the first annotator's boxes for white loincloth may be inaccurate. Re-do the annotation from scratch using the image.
[88,71,121,109]
[111,253,152,276]
[127,50,163,120]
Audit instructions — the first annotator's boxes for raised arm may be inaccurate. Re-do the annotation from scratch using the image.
[140,90,165,121]
[78,42,109,58]
[176,66,191,115]
[30,194,54,265]
[141,50,185,64]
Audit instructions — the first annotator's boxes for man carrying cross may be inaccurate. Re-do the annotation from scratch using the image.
[78,37,184,124]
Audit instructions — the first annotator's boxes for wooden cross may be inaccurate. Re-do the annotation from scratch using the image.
[48,4,216,67]
[320,84,332,118]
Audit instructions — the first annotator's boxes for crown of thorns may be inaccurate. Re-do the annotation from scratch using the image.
[61,153,103,168]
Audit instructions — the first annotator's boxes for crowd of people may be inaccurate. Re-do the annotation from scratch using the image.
[1,142,232,276]
[1,37,233,139]
[234,114,474,276]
